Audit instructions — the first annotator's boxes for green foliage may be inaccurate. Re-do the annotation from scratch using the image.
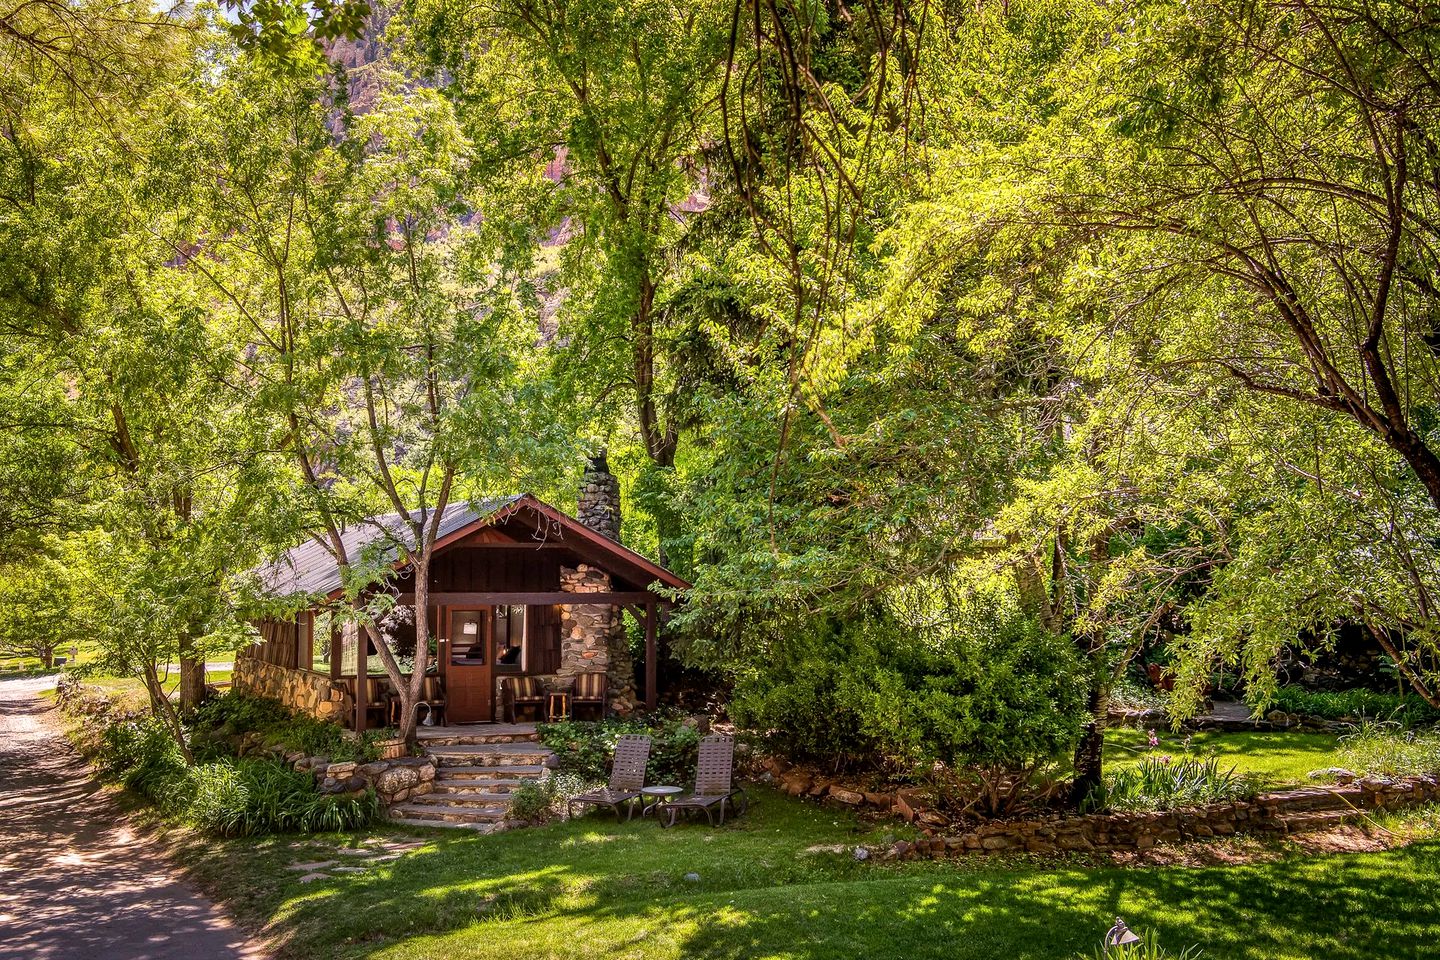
[538,718,701,787]
[1338,724,1440,780]
[1266,686,1440,728]
[508,773,588,825]
[1076,933,1202,960]
[1084,757,1260,813]
[730,599,1086,775]
[96,711,377,835]
[191,693,390,763]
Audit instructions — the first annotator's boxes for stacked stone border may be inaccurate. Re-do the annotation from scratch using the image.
[763,758,1439,859]
[235,731,437,809]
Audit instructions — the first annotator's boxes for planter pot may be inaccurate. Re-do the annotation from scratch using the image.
[376,737,406,760]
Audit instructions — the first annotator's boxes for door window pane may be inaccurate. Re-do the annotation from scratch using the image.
[495,605,525,670]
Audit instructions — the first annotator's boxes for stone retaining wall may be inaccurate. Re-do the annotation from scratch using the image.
[862,776,1440,861]
[236,733,436,808]
[232,657,350,722]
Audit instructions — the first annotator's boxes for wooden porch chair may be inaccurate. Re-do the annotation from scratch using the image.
[501,675,545,724]
[660,734,748,828]
[390,674,448,727]
[571,672,607,720]
[566,734,651,822]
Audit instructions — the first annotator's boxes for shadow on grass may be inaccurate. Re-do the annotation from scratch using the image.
[175,788,1440,960]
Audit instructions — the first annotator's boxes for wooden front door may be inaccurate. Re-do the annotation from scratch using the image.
[447,607,493,722]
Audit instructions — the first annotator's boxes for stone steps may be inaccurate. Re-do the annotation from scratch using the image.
[417,727,541,748]
[411,789,515,807]
[435,764,549,780]
[426,742,555,767]
[390,800,510,822]
[386,728,556,830]
[431,778,531,795]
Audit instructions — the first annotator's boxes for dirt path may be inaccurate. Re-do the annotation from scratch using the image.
[0,676,266,960]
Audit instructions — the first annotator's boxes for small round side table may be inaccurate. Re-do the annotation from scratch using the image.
[640,785,683,818]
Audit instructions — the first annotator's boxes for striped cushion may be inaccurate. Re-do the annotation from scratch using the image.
[574,672,606,700]
[507,676,542,699]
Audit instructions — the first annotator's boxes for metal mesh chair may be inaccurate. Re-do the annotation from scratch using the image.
[661,734,748,827]
[567,734,652,822]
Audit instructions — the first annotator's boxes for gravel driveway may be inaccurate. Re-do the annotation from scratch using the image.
[0,676,265,959]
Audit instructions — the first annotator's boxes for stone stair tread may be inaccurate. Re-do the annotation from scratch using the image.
[391,801,510,821]
[432,779,528,793]
[412,791,513,805]
[426,743,553,756]
[432,764,547,777]
[387,817,499,833]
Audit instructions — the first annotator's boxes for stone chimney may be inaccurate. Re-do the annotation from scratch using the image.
[576,450,621,541]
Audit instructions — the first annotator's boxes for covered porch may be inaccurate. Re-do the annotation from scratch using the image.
[238,494,689,731]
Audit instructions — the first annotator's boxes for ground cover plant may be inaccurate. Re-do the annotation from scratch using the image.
[1265,686,1440,727]
[1084,756,1262,813]
[1338,724,1440,780]
[98,714,377,836]
[176,786,1440,960]
[191,692,393,764]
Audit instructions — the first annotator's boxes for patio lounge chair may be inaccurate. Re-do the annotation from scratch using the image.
[660,734,748,828]
[566,734,652,822]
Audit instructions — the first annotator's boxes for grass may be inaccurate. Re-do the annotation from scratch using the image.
[1105,729,1346,787]
[175,786,1440,960]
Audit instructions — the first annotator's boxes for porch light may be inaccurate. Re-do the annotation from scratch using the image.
[1105,918,1141,953]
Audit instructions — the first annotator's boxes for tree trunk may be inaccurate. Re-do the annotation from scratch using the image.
[144,660,193,763]
[178,629,205,712]
[400,552,433,747]
[1069,675,1108,806]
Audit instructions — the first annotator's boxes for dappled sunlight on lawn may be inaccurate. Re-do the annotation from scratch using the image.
[180,789,1440,960]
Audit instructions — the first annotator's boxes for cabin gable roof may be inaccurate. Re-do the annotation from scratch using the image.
[257,493,688,599]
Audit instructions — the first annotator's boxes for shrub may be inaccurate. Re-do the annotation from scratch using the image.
[93,703,377,836]
[1266,685,1440,727]
[538,717,701,787]
[728,603,1087,777]
[1084,756,1261,812]
[508,773,588,825]
[1338,722,1440,778]
[191,693,392,763]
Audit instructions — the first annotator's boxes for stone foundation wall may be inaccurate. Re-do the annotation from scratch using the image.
[233,657,351,722]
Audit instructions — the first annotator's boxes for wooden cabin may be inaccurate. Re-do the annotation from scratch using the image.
[237,493,689,730]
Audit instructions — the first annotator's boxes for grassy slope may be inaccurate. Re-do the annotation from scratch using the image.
[183,787,1440,960]
[1105,729,1346,787]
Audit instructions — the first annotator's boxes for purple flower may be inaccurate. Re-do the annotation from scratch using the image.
[1147,729,1160,748]
[1159,755,1172,764]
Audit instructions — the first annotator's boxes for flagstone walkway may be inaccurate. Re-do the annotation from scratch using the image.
[0,675,265,960]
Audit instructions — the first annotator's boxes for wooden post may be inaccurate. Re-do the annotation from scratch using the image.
[354,627,368,733]
[644,601,657,712]
[301,613,314,671]
[329,622,342,681]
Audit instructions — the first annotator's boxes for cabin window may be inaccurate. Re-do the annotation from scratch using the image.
[494,604,526,671]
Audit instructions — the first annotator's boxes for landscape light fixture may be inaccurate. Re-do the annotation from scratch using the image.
[1105,917,1142,954]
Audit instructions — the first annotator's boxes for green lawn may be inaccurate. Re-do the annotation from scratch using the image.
[1105,728,1346,787]
[179,787,1440,960]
